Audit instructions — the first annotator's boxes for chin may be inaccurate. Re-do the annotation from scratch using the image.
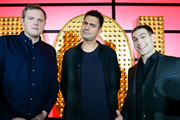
[31,34,40,38]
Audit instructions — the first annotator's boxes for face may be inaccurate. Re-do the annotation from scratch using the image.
[81,15,102,42]
[132,28,156,57]
[21,9,46,39]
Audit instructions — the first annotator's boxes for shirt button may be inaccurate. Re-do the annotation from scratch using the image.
[30,98,33,101]
[32,69,35,72]
[78,65,80,67]
[32,83,35,86]
[143,114,146,118]
[24,40,27,42]
[32,46,34,48]
[33,57,35,60]
[28,113,31,115]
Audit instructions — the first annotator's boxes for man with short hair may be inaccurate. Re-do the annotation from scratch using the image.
[119,25,180,120]
[60,10,121,120]
[0,4,59,120]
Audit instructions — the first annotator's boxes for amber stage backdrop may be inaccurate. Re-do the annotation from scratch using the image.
[0,0,180,118]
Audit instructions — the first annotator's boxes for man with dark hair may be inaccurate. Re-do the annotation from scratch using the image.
[118,25,180,120]
[0,4,59,120]
[60,10,121,120]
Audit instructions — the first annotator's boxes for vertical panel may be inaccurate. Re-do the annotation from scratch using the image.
[137,16,165,54]
[115,6,180,58]
[115,6,180,30]
[42,6,112,30]
[165,34,180,57]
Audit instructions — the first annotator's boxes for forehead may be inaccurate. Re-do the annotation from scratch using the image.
[84,15,99,24]
[25,9,45,19]
[132,28,149,37]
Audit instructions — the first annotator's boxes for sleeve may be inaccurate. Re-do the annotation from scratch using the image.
[42,48,59,114]
[60,51,68,102]
[0,36,18,119]
[120,67,134,120]
[113,50,121,91]
[0,37,5,86]
[120,90,130,120]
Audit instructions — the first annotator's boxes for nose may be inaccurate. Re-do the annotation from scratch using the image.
[85,24,90,30]
[137,39,143,45]
[33,19,38,26]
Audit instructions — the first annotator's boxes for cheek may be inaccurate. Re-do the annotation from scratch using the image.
[148,41,154,47]
[133,42,137,48]
[80,27,83,31]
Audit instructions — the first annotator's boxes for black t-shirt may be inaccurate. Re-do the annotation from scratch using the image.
[81,46,110,120]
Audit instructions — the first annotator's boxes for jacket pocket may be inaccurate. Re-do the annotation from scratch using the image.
[158,74,180,100]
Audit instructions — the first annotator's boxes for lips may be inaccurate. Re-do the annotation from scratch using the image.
[83,30,90,34]
[32,27,39,30]
[138,45,146,50]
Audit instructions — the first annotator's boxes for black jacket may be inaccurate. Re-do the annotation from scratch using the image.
[60,41,121,120]
[121,53,180,120]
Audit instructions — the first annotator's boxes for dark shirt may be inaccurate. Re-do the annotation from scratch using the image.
[136,52,158,120]
[0,32,59,119]
[81,46,110,120]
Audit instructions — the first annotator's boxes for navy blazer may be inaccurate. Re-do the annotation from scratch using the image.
[121,53,180,120]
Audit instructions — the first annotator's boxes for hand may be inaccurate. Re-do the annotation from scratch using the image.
[31,110,48,120]
[114,110,123,120]
[12,118,26,120]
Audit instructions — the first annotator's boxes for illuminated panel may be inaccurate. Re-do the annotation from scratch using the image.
[115,0,180,3]
[137,16,165,54]
[165,34,180,57]
[115,6,180,31]
[54,14,133,117]
[0,17,24,36]
[0,0,111,3]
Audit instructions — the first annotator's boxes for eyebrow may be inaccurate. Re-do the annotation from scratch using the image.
[132,33,147,39]
[84,20,96,26]
[139,33,146,36]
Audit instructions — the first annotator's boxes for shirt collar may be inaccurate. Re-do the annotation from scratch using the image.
[139,51,159,63]
[19,31,42,43]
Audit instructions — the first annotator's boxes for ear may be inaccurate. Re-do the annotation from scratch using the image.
[152,33,156,42]
[98,27,102,34]
[21,18,24,26]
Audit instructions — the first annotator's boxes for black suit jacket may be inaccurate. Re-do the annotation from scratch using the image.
[121,53,180,120]
[61,41,121,120]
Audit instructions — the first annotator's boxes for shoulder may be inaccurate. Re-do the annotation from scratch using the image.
[129,64,137,72]
[40,41,57,56]
[0,35,21,46]
[159,53,180,62]
[64,43,81,55]
[99,43,117,56]
[100,43,114,51]
[41,41,55,50]
[153,53,180,70]
[0,34,19,40]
